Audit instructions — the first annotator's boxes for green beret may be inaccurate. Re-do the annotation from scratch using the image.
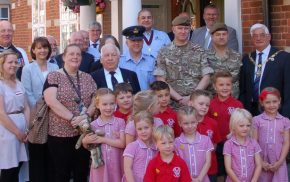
[210,22,228,34]
[172,15,191,26]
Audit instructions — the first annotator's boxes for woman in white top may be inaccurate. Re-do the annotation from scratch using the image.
[21,37,58,182]
[0,50,30,182]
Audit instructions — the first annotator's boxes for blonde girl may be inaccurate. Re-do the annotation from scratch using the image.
[0,51,30,182]
[125,90,163,145]
[253,87,290,181]
[174,106,213,182]
[123,111,157,182]
[223,108,262,182]
[82,88,126,182]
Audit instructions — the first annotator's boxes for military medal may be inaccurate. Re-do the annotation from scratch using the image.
[148,47,151,52]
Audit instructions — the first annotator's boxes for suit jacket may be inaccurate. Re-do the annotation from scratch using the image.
[21,61,59,107]
[191,26,239,52]
[55,52,94,73]
[91,68,141,94]
[239,47,290,118]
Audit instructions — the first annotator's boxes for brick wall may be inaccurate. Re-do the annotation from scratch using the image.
[241,0,264,53]
[46,0,61,46]
[241,0,290,53]
[10,0,31,56]
[10,0,60,60]
[102,0,111,35]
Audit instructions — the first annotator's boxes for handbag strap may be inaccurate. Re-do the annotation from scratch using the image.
[63,67,82,104]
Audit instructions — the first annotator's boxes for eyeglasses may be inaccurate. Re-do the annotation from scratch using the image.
[0,29,13,34]
[252,33,268,39]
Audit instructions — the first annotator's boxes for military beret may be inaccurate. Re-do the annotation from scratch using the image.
[210,22,228,34]
[122,26,145,40]
[172,15,191,26]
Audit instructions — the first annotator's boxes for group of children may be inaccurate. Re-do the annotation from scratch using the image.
[81,71,290,182]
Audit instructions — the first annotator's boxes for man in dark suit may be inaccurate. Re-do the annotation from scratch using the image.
[239,23,290,118]
[191,4,239,51]
[55,31,94,73]
[91,44,141,94]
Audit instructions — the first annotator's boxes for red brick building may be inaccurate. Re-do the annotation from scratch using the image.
[1,0,290,59]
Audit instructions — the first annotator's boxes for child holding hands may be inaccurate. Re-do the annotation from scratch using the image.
[253,87,290,181]
[82,88,126,182]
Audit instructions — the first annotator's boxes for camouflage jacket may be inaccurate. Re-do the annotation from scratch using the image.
[203,48,242,98]
[154,41,213,96]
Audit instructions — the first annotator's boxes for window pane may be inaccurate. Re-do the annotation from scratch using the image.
[1,8,8,18]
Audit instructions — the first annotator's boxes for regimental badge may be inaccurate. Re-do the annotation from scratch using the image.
[133,28,139,34]
[180,144,184,150]
[173,167,181,178]
[155,168,160,174]
[213,112,218,117]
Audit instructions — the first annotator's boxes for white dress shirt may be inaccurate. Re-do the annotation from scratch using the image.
[104,67,124,90]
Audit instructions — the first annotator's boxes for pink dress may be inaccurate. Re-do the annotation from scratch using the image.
[253,112,290,182]
[125,117,163,140]
[89,116,126,182]
[174,132,214,181]
[122,139,157,182]
[0,80,28,169]
[223,136,261,182]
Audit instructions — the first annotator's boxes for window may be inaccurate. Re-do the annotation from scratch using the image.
[32,0,46,39]
[59,3,79,52]
[0,6,9,21]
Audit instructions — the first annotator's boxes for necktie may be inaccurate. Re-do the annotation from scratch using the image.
[92,43,98,48]
[109,71,118,89]
[204,31,210,49]
[253,52,263,101]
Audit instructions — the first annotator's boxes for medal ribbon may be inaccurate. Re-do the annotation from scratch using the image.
[144,30,154,46]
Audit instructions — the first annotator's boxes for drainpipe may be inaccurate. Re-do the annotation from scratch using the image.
[262,0,270,29]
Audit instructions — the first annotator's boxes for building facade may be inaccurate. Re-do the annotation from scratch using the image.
[1,0,290,59]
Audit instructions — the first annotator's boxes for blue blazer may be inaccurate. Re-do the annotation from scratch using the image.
[90,68,141,94]
[239,47,290,118]
[21,61,59,107]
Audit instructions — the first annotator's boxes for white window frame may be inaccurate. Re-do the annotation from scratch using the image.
[0,5,10,21]
[59,3,79,52]
[31,0,46,40]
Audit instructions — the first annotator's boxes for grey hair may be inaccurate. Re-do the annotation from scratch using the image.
[100,44,120,58]
[250,23,270,36]
[88,21,102,30]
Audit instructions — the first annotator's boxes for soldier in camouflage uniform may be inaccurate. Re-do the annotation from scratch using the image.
[203,23,242,98]
[154,15,213,107]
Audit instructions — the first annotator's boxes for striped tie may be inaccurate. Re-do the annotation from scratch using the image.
[253,52,263,101]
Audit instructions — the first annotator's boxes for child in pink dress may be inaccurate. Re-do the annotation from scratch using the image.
[125,90,163,145]
[175,106,214,182]
[253,87,290,182]
[123,111,157,182]
[223,108,262,182]
[82,88,126,182]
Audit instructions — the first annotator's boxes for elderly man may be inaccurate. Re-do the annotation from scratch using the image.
[0,20,29,80]
[90,44,140,94]
[88,21,102,60]
[55,31,94,73]
[136,9,171,59]
[154,15,213,107]
[119,25,156,90]
[191,4,238,51]
[203,23,242,98]
[239,23,290,118]
[79,30,99,62]
[46,35,60,67]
